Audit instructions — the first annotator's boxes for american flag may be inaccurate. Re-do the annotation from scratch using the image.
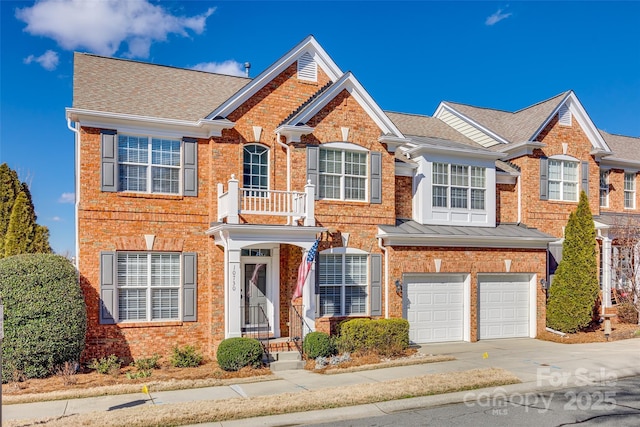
[292,239,319,300]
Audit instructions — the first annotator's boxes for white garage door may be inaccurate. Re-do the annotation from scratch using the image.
[406,275,464,343]
[478,275,531,339]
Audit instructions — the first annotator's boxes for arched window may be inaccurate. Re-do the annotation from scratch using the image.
[243,144,268,192]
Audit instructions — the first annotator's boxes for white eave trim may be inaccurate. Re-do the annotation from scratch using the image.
[286,72,404,138]
[404,140,506,160]
[379,135,409,153]
[530,91,611,153]
[501,140,546,159]
[207,223,327,243]
[496,171,518,185]
[206,35,343,120]
[433,102,511,145]
[274,124,315,143]
[599,156,640,170]
[377,233,555,249]
[395,161,417,177]
[66,108,235,138]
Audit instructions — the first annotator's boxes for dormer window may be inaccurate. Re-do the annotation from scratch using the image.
[432,163,486,210]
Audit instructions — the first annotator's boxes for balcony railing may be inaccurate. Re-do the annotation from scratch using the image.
[217,175,315,226]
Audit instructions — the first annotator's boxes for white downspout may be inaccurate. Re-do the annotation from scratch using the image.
[378,237,389,318]
[517,175,522,223]
[276,132,292,225]
[67,118,80,268]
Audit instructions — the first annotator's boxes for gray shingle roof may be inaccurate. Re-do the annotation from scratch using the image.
[72,53,250,121]
[443,91,569,144]
[600,130,640,162]
[385,111,477,145]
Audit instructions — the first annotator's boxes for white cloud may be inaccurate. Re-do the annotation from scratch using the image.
[51,216,62,222]
[16,0,215,58]
[24,50,59,70]
[192,60,246,77]
[485,8,512,26]
[58,192,75,204]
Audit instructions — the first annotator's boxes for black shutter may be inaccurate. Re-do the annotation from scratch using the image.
[307,146,319,200]
[370,151,382,204]
[540,157,549,200]
[370,254,382,316]
[100,251,117,324]
[183,138,198,197]
[101,130,118,192]
[182,252,197,321]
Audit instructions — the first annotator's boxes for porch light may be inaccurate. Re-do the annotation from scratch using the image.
[395,279,403,296]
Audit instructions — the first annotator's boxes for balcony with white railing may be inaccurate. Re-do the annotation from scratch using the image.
[217,175,315,226]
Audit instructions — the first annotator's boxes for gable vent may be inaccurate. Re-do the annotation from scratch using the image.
[297,52,317,82]
[558,104,572,126]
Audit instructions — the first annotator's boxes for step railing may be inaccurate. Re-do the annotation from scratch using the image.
[289,303,313,357]
[242,305,270,361]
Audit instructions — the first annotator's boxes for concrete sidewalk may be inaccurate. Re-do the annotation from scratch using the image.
[4,338,640,426]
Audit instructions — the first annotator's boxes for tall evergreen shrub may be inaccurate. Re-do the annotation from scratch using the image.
[546,191,600,333]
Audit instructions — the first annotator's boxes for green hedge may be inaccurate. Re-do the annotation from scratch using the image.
[0,254,86,382]
[303,331,335,359]
[335,318,409,356]
[216,337,264,371]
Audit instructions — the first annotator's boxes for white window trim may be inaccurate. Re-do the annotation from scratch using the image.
[624,172,636,209]
[319,147,368,202]
[242,143,270,192]
[600,170,609,208]
[431,163,486,211]
[118,134,183,195]
[117,252,182,323]
[318,249,369,317]
[548,158,579,202]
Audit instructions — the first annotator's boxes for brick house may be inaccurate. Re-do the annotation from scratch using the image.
[66,36,637,361]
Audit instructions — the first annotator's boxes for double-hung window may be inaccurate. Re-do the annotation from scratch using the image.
[319,148,367,201]
[117,252,180,321]
[118,135,181,194]
[600,170,609,207]
[432,163,486,210]
[548,159,578,201]
[318,254,368,316]
[625,173,636,209]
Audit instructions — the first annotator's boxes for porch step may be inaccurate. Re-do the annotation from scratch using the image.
[268,351,305,371]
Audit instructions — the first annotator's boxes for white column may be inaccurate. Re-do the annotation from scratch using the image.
[304,181,315,226]
[226,248,242,337]
[602,236,612,311]
[227,176,239,224]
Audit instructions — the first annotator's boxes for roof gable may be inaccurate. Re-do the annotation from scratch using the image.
[277,72,403,138]
[206,35,343,120]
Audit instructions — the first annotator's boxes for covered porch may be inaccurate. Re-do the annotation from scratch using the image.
[207,223,326,344]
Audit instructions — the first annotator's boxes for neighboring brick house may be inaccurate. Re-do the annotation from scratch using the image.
[66,36,635,361]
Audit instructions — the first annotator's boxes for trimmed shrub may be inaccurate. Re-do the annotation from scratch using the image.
[170,345,203,368]
[303,331,335,359]
[336,318,409,356]
[89,354,121,375]
[216,337,264,371]
[617,303,639,324]
[0,254,86,382]
[133,354,161,371]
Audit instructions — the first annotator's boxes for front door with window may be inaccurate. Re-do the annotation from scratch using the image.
[242,262,268,331]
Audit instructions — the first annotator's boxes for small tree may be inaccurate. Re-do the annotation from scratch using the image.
[4,191,35,257]
[546,191,600,333]
[607,214,640,323]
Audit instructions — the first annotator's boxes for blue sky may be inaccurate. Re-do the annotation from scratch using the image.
[1,1,639,257]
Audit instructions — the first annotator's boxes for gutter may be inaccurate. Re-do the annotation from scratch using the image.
[67,118,80,268]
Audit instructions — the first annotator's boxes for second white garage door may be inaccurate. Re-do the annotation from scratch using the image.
[405,275,465,343]
[478,274,531,339]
